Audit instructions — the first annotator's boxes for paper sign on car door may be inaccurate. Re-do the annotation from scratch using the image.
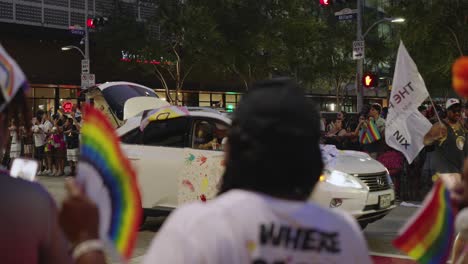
[177,149,225,205]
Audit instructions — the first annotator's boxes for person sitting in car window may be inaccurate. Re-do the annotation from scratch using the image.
[194,122,218,150]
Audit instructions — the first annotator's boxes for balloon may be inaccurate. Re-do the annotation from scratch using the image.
[452,56,468,98]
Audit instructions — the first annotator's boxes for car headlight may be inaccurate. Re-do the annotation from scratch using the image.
[322,170,364,189]
[385,168,394,187]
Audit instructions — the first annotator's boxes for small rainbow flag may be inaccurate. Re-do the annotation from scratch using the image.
[78,105,142,261]
[359,120,381,145]
[359,128,371,144]
[393,179,457,264]
[139,105,190,131]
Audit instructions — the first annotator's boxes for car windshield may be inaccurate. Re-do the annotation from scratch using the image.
[102,84,158,120]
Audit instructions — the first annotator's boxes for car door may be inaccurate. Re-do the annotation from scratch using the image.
[171,117,229,204]
[121,117,190,209]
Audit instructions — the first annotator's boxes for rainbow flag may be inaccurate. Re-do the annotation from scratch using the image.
[359,120,381,145]
[393,179,457,264]
[78,105,142,261]
[359,128,371,144]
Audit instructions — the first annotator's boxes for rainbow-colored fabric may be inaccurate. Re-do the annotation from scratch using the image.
[139,105,190,131]
[80,105,142,261]
[0,44,29,111]
[393,179,456,264]
[359,120,381,145]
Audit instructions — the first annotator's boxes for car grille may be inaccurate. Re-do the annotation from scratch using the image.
[356,172,391,192]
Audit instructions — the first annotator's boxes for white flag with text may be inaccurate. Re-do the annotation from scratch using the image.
[385,41,432,163]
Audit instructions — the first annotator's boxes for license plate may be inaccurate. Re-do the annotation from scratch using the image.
[379,194,392,209]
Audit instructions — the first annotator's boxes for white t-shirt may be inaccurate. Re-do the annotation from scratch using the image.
[41,120,53,133]
[143,190,372,264]
[32,121,52,147]
[32,125,45,147]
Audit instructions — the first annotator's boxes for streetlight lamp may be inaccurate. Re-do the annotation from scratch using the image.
[61,45,86,59]
[61,44,93,90]
[362,17,405,39]
[355,1,405,112]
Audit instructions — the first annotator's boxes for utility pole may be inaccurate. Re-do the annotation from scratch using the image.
[84,0,90,67]
[81,0,94,90]
[355,0,364,113]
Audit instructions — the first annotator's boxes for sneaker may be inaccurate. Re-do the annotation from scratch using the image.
[43,170,51,175]
[37,170,44,176]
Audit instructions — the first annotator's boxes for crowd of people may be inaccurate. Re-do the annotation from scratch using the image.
[3,108,82,176]
[0,44,467,263]
[321,100,468,200]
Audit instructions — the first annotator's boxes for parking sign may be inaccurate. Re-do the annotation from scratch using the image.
[81,73,95,89]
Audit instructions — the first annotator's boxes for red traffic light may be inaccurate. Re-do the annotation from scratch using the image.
[362,73,377,88]
[320,0,331,6]
[86,18,95,28]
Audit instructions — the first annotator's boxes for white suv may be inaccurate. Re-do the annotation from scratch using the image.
[117,107,396,228]
[84,82,396,228]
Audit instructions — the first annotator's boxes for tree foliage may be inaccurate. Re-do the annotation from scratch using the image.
[389,0,468,96]
[94,0,397,100]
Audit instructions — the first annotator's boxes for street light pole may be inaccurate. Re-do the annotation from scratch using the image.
[363,18,404,39]
[61,46,86,58]
[356,0,364,112]
[355,0,404,112]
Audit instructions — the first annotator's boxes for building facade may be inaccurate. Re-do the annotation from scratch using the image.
[0,0,157,30]
[1,0,389,114]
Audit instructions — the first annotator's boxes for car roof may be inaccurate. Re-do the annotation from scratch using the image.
[94,81,155,92]
[117,109,231,137]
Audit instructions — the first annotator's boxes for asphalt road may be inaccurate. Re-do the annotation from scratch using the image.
[37,176,419,263]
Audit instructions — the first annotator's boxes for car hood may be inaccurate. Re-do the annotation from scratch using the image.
[321,145,386,174]
[123,97,170,120]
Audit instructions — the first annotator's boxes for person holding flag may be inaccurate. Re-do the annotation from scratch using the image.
[0,45,72,263]
[424,98,467,174]
[360,103,385,159]
[385,41,433,164]
[390,46,468,264]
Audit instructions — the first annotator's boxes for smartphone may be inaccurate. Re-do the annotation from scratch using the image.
[10,158,39,182]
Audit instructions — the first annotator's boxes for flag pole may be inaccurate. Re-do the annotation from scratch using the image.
[428,96,443,124]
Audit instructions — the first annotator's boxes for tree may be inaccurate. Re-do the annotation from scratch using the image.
[93,0,395,103]
[94,0,222,105]
[202,0,334,90]
[389,0,468,96]
[141,0,223,104]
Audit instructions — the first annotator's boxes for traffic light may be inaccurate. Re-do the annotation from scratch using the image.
[362,73,377,88]
[86,18,95,28]
[320,0,331,6]
[86,17,108,28]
